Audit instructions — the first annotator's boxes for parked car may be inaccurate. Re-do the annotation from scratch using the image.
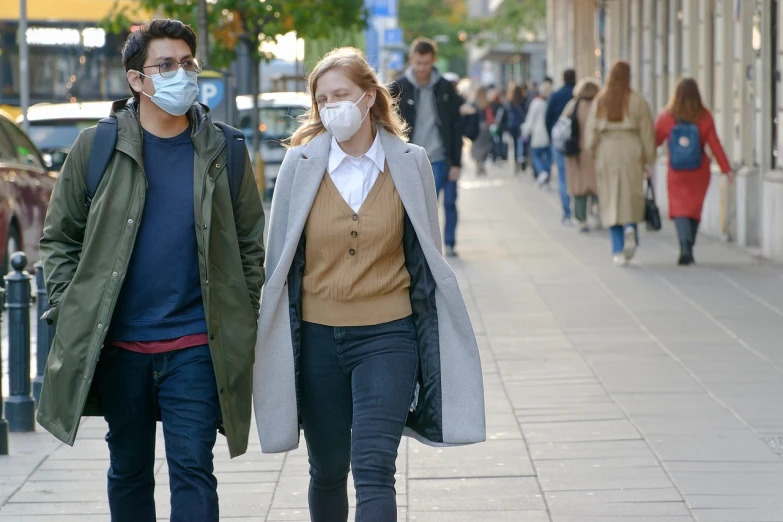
[236,92,309,199]
[0,109,57,280]
[21,101,114,172]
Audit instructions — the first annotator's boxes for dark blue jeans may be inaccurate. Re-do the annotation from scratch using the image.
[96,344,220,522]
[532,146,552,176]
[432,159,457,248]
[552,145,571,219]
[300,318,420,522]
[609,223,639,254]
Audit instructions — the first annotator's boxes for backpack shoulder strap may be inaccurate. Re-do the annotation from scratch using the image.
[85,116,118,206]
[214,122,246,208]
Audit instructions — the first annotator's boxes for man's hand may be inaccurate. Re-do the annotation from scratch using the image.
[449,166,461,182]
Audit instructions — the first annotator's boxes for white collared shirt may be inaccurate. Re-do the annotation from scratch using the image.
[327,132,386,212]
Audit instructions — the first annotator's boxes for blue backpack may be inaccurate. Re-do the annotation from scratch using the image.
[668,120,702,170]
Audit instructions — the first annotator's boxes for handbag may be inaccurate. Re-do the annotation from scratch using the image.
[645,180,662,232]
[563,100,581,157]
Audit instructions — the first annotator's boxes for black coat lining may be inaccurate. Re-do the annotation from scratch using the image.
[285,212,444,443]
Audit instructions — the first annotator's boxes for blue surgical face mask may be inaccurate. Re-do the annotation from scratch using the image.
[139,68,199,116]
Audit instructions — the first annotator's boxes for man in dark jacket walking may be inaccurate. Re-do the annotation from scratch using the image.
[391,38,463,256]
[546,69,576,224]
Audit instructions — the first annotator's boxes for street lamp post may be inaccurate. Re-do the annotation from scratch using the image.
[19,0,29,133]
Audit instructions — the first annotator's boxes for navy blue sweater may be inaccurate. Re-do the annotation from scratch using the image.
[107,126,207,342]
[545,84,575,136]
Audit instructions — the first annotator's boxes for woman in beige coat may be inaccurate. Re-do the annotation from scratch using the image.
[585,61,656,266]
[561,78,601,233]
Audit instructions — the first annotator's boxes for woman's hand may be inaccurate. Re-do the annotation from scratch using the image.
[726,170,735,184]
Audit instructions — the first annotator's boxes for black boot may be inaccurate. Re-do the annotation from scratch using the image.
[674,217,694,266]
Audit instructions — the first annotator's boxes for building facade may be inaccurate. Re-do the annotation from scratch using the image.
[468,0,548,87]
[547,0,783,261]
[0,1,147,110]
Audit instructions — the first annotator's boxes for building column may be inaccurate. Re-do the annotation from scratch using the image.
[715,0,734,162]
[669,0,683,92]
[738,0,756,166]
[698,0,714,108]
[655,0,670,111]
[682,0,700,77]
[573,0,596,80]
[630,0,644,91]
[642,0,657,107]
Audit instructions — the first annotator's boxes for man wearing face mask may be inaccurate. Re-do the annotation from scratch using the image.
[391,38,464,257]
[37,19,265,522]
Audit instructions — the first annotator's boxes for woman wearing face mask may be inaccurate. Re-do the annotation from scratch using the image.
[252,47,486,522]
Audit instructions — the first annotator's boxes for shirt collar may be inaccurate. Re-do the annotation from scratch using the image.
[327,131,386,174]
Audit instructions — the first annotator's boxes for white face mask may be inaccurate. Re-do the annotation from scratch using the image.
[139,68,199,116]
[319,92,370,142]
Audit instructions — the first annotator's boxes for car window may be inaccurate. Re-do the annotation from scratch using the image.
[238,106,307,138]
[27,121,95,152]
[0,120,44,169]
[0,125,16,163]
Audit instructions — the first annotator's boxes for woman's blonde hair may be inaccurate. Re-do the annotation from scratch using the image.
[595,61,631,122]
[289,47,408,147]
[574,77,600,101]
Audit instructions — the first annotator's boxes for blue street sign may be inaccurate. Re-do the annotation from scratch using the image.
[388,51,404,71]
[384,28,403,46]
[198,79,224,108]
[370,0,397,17]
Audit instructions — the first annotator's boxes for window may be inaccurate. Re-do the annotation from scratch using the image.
[0,120,43,169]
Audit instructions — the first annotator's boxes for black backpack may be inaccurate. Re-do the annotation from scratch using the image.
[84,117,246,209]
[563,100,581,157]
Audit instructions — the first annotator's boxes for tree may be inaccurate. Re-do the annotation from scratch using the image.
[399,0,469,74]
[466,0,546,50]
[103,0,366,163]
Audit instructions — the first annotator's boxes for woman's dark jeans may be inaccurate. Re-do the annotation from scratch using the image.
[300,318,420,522]
[674,216,700,256]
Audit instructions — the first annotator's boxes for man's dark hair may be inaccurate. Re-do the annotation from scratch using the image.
[121,19,198,104]
[410,37,438,56]
[563,69,576,85]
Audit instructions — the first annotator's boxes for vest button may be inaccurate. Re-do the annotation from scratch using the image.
[349,249,356,256]
[351,231,358,238]
[352,214,358,221]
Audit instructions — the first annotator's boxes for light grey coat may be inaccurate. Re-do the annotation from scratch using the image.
[253,128,486,453]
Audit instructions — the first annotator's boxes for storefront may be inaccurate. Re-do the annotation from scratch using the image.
[0,0,147,110]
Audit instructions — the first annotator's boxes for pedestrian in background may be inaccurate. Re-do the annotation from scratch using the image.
[470,85,494,177]
[522,79,553,185]
[561,77,601,233]
[489,88,509,163]
[585,60,656,267]
[507,83,528,174]
[38,20,266,521]
[254,46,486,522]
[546,69,577,225]
[391,37,463,257]
[655,78,733,265]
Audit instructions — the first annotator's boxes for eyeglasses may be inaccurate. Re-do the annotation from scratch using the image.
[141,58,201,79]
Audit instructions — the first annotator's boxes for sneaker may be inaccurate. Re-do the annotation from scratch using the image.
[623,226,637,260]
[587,214,602,230]
[445,245,457,257]
[613,254,628,267]
[562,217,573,227]
[536,171,550,186]
[578,224,590,234]
[678,253,694,266]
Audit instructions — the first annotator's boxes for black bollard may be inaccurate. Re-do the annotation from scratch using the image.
[0,286,8,454]
[4,252,35,432]
[33,262,54,404]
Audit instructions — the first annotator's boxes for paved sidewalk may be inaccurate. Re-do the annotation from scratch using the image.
[4,160,783,521]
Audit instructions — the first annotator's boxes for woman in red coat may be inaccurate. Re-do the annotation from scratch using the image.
[655,79,733,265]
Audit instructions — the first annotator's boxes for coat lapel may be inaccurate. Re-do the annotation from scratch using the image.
[380,129,429,227]
[272,133,330,288]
